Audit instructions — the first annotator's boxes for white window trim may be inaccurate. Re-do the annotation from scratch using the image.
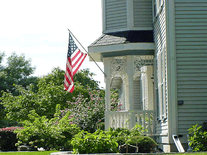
[153,0,164,22]
[156,44,167,122]
[163,46,168,120]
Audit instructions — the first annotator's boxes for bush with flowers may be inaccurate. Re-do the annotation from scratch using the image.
[61,87,105,133]
[110,89,122,111]
[0,127,24,151]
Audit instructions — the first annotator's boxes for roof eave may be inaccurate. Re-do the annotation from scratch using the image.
[88,42,155,62]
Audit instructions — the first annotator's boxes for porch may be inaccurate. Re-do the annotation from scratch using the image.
[102,55,155,135]
[88,33,155,135]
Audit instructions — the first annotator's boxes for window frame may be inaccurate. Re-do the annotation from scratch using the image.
[153,0,164,20]
[156,44,167,122]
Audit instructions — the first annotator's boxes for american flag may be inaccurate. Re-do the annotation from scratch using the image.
[64,33,87,93]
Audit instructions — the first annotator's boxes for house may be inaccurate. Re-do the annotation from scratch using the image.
[88,0,207,152]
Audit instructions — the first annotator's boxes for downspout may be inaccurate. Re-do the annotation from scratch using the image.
[172,134,185,152]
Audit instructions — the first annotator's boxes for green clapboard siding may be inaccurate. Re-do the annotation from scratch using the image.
[133,79,142,110]
[104,0,153,32]
[175,0,207,134]
[105,0,127,30]
[133,0,153,27]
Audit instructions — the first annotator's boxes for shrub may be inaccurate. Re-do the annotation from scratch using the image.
[108,127,131,138]
[61,88,105,133]
[71,124,155,154]
[107,125,146,145]
[107,125,156,153]
[188,124,207,151]
[0,127,23,151]
[71,125,156,153]
[71,130,118,154]
[128,136,157,153]
[107,127,131,146]
[202,121,207,132]
[15,104,80,151]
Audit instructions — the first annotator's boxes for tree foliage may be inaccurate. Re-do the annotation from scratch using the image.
[0,51,104,131]
[1,67,104,123]
[73,68,99,90]
[0,52,5,71]
[0,52,37,95]
[0,52,37,127]
[61,87,105,133]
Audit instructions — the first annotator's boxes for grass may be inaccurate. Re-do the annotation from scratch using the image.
[0,150,59,155]
[167,153,207,155]
[166,153,207,155]
[0,152,207,155]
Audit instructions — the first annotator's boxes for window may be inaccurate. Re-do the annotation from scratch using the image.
[156,45,167,121]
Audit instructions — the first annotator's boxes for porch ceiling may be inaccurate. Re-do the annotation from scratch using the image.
[88,32,155,62]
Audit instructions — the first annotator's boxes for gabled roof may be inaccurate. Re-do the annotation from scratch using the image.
[89,34,127,47]
[89,31,154,47]
[88,31,154,62]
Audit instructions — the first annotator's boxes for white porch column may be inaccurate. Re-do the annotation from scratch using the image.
[103,58,111,130]
[125,56,134,110]
[147,66,154,110]
[122,79,126,110]
[125,56,135,129]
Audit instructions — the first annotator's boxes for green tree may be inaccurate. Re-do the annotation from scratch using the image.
[1,67,104,122]
[0,52,37,95]
[0,52,37,127]
[0,52,5,71]
[74,68,100,90]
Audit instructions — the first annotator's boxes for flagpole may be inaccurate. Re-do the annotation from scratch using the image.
[68,29,107,77]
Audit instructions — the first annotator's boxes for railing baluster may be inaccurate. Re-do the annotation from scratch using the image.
[111,113,113,128]
[108,110,154,135]
[143,111,146,131]
[148,112,150,134]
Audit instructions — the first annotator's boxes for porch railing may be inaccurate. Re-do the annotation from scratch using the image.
[105,110,155,135]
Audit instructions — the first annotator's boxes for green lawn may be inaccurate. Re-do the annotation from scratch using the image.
[0,151,58,155]
[0,152,207,155]
[168,153,207,155]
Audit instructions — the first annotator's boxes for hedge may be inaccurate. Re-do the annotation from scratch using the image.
[0,127,23,151]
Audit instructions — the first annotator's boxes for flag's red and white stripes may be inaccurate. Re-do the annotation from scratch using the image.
[64,57,74,93]
[72,49,87,75]
[64,48,87,93]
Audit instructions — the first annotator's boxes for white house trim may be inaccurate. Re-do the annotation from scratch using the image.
[88,43,155,62]
[166,0,178,144]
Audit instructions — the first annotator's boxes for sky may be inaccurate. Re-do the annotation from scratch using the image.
[0,0,105,88]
